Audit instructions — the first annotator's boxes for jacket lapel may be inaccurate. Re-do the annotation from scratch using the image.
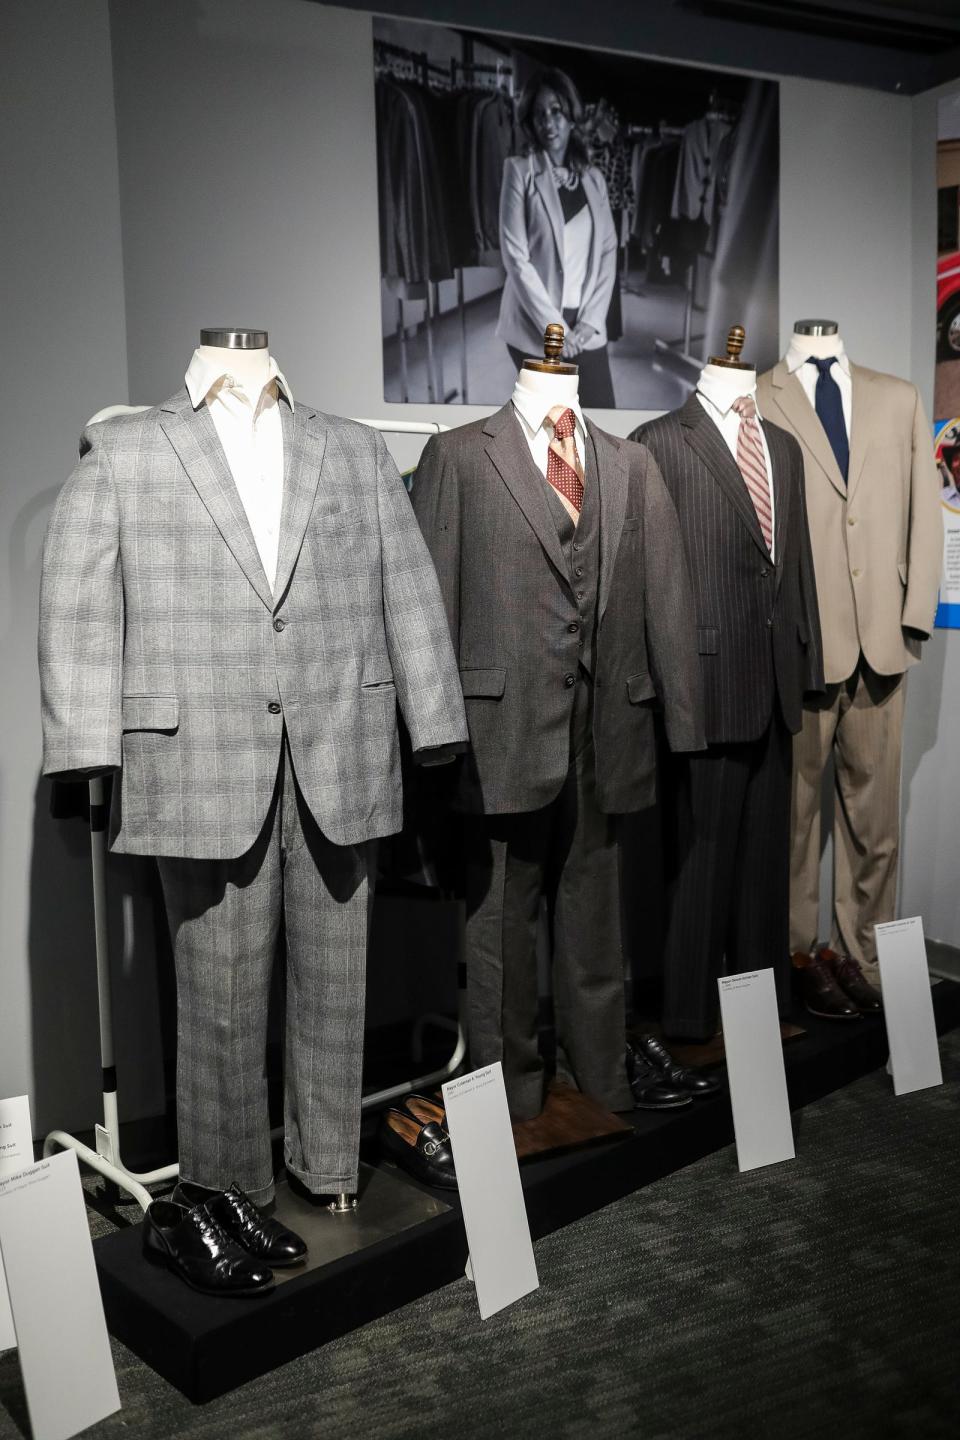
[158,388,273,611]
[679,393,769,560]
[533,154,565,264]
[765,360,845,498]
[589,420,629,620]
[483,404,568,582]
[761,418,790,592]
[846,364,872,502]
[273,403,326,606]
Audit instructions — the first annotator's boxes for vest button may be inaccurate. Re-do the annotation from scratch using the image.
[564,673,576,688]
[574,565,584,578]
[268,701,282,714]
[273,617,286,632]
[568,622,579,633]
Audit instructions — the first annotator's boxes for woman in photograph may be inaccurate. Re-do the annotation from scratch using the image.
[497,67,618,408]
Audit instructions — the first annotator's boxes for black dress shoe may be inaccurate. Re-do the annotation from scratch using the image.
[174,1181,307,1268]
[380,1108,458,1189]
[819,947,883,1015]
[625,1044,692,1110]
[633,1033,722,1098]
[792,950,860,1019]
[143,1200,274,1297]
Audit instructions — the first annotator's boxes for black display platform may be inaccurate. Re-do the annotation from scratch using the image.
[94,981,960,1403]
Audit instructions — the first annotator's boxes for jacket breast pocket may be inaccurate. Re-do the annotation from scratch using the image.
[697,626,719,656]
[312,505,360,528]
[460,667,506,698]
[122,696,179,733]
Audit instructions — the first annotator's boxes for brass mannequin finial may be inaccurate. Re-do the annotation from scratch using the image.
[521,322,579,376]
[708,324,752,370]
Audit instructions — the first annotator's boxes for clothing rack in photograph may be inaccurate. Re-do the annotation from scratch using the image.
[44,409,461,1211]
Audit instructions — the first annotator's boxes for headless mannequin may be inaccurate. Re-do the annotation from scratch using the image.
[789,324,843,364]
[511,361,580,414]
[697,359,757,406]
[195,329,271,396]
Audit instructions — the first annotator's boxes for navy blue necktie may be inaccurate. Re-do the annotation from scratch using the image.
[806,357,849,484]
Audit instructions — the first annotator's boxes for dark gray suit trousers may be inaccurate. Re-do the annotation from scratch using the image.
[463,676,632,1120]
[158,742,371,1203]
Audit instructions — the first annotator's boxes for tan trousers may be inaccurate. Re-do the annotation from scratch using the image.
[790,659,905,978]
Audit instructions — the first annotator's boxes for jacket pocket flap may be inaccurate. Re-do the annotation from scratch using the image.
[122,696,179,732]
[897,562,908,586]
[627,671,657,703]
[797,619,810,645]
[460,667,506,698]
[697,626,719,655]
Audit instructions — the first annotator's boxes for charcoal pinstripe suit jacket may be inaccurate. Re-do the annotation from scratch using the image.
[39,390,467,857]
[630,394,824,744]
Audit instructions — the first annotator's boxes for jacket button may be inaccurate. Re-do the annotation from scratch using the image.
[848,517,856,526]
[273,617,286,632]
[568,622,579,634]
[852,567,861,578]
[268,701,282,714]
[760,568,769,577]
[564,673,576,688]
[766,618,773,627]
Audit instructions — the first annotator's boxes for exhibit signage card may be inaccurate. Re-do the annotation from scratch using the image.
[443,1063,539,1320]
[0,1094,33,1353]
[875,917,943,1096]
[0,1149,120,1440]
[718,969,796,1173]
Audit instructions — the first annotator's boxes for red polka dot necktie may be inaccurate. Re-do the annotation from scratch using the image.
[546,406,584,515]
[731,394,773,553]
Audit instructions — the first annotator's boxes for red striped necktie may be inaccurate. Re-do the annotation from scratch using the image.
[731,394,772,553]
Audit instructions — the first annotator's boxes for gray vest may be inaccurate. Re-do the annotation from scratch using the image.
[542,431,600,678]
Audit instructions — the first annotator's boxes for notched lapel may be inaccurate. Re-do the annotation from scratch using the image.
[763,420,790,590]
[592,423,629,619]
[846,365,871,501]
[680,398,769,560]
[273,404,326,606]
[484,405,568,581]
[159,391,273,611]
[768,363,845,499]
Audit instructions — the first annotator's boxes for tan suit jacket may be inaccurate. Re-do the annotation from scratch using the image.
[757,362,942,682]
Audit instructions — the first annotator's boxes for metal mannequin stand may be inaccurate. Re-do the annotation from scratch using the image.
[43,411,465,1212]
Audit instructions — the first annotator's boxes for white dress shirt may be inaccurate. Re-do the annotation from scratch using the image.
[696,369,776,562]
[184,349,293,592]
[785,339,852,440]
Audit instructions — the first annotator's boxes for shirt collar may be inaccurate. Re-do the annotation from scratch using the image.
[696,367,758,419]
[184,348,295,412]
[510,380,586,440]
[785,339,850,377]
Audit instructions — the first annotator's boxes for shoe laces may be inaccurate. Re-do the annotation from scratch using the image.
[833,954,863,985]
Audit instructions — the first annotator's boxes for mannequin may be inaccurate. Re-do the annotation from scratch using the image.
[628,325,824,1043]
[411,322,704,1120]
[757,317,942,1006]
[195,326,271,393]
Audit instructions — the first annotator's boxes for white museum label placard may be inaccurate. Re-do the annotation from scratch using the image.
[875,917,943,1096]
[0,1149,120,1440]
[443,1063,539,1320]
[718,969,795,1173]
[0,1094,34,1353]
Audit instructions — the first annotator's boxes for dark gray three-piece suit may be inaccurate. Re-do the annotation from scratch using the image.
[631,395,823,1038]
[39,392,466,1200]
[413,404,703,1118]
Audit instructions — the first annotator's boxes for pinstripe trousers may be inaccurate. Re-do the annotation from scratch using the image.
[158,741,372,1203]
[661,711,793,1039]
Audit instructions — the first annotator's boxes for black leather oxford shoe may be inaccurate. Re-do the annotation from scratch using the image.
[625,1043,692,1110]
[633,1033,722,1098]
[143,1199,274,1297]
[380,1107,458,1189]
[174,1181,307,1268]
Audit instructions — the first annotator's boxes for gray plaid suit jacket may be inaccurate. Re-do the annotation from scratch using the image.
[39,389,467,857]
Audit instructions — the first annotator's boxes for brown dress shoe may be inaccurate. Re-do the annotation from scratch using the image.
[818,946,883,1015]
[792,950,860,1019]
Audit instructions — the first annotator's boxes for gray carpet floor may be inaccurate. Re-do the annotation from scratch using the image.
[2,1033,958,1440]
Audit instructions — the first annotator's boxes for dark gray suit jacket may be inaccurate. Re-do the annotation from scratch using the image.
[411,404,704,815]
[630,395,824,745]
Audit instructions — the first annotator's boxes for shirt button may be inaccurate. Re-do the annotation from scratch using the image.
[273,618,286,632]
[568,622,579,634]
[268,701,281,714]
[564,673,576,688]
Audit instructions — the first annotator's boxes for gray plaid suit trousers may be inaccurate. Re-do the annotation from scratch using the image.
[157,742,371,1203]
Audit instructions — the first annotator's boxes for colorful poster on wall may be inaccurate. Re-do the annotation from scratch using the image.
[935,92,960,628]
[372,16,779,410]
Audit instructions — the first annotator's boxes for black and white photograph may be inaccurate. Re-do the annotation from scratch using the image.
[374,17,779,409]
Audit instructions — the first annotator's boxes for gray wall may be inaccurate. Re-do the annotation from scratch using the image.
[1,0,956,1136]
